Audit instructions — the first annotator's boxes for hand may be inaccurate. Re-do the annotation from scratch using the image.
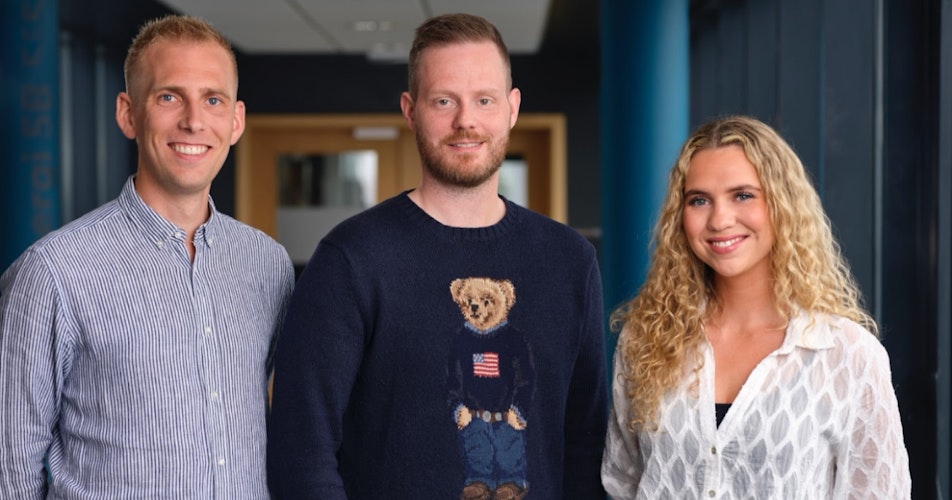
[506,408,526,430]
[457,405,472,429]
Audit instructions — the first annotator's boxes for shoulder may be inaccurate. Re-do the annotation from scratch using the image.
[215,212,285,249]
[213,213,293,271]
[817,313,879,345]
[17,201,122,259]
[795,312,891,363]
[1,202,123,291]
[315,194,420,256]
[832,315,891,362]
[507,202,596,257]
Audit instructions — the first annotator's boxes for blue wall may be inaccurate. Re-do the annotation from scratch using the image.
[1,0,61,270]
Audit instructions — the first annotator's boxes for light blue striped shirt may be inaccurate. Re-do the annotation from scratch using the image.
[0,176,295,499]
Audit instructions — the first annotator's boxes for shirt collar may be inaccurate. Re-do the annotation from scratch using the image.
[776,309,837,353]
[117,175,221,251]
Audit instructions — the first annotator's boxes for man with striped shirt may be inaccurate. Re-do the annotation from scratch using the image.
[0,15,294,499]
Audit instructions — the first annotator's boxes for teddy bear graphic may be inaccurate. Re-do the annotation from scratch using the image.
[447,277,535,500]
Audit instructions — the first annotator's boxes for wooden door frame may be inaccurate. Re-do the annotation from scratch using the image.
[235,113,566,237]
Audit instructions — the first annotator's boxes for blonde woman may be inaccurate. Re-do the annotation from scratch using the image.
[601,115,911,499]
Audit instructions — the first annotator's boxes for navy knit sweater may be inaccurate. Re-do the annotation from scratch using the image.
[267,192,607,499]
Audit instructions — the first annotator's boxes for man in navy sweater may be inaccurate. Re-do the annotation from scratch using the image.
[267,13,607,500]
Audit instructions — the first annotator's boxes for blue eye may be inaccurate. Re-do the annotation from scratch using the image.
[159,94,174,102]
[687,197,707,207]
[736,192,754,201]
[208,97,221,105]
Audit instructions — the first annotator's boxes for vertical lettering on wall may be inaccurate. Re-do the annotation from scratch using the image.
[1,0,60,269]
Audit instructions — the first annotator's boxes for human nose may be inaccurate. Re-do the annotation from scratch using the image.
[179,100,205,132]
[453,102,476,129]
[707,202,735,231]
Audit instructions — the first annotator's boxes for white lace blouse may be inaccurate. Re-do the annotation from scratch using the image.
[601,312,911,499]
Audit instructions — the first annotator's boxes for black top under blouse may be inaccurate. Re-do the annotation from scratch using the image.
[715,403,731,427]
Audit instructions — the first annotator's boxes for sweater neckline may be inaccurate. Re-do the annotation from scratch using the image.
[395,190,520,242]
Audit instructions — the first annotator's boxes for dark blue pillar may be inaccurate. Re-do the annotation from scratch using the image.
[600,0,689,341]
[1,0,60,271]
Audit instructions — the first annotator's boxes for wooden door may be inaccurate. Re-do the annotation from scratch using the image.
[235,114,566,249]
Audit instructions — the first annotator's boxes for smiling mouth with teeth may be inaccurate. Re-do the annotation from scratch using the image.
[446,133,486,148]
[172,144,209,155]
[711,237,743,248]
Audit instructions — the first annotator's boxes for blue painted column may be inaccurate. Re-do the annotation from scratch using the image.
[1,0,60,271]
[600,1,689,344]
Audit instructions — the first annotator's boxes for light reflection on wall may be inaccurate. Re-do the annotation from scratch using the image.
[499,157,528,206]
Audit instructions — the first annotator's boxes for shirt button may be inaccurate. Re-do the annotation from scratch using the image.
[210,391,219,401]
[204,326,213,336]
[711,446,717,454]
[708,490,716,497]
[218,457,226,466]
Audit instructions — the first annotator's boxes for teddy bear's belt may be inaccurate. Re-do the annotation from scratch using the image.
[470,409,505,423]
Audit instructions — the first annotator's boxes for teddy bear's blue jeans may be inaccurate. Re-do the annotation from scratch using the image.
[459,418,527,489]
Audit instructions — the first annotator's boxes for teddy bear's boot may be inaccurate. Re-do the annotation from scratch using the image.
[461,481,492,500]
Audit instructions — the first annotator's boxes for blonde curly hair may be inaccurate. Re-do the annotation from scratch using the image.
[610,115,877,430]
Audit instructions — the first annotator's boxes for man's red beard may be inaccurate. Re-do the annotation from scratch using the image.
[416,132,510,188]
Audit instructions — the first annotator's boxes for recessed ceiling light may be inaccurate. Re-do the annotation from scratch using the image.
[352,20,392,32]
[367,41,408,63]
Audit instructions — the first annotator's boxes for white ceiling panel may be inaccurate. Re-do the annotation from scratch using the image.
[430,0,550,54]
[158,0,336,53]
[156,0,549,58]
[294,0,426,56]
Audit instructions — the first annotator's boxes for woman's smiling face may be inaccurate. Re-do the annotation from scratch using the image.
[682,145,774,284]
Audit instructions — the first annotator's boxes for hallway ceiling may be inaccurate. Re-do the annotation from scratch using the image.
[156,0,552,60]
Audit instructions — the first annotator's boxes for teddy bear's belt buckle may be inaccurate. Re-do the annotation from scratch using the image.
[475,410,503,423]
